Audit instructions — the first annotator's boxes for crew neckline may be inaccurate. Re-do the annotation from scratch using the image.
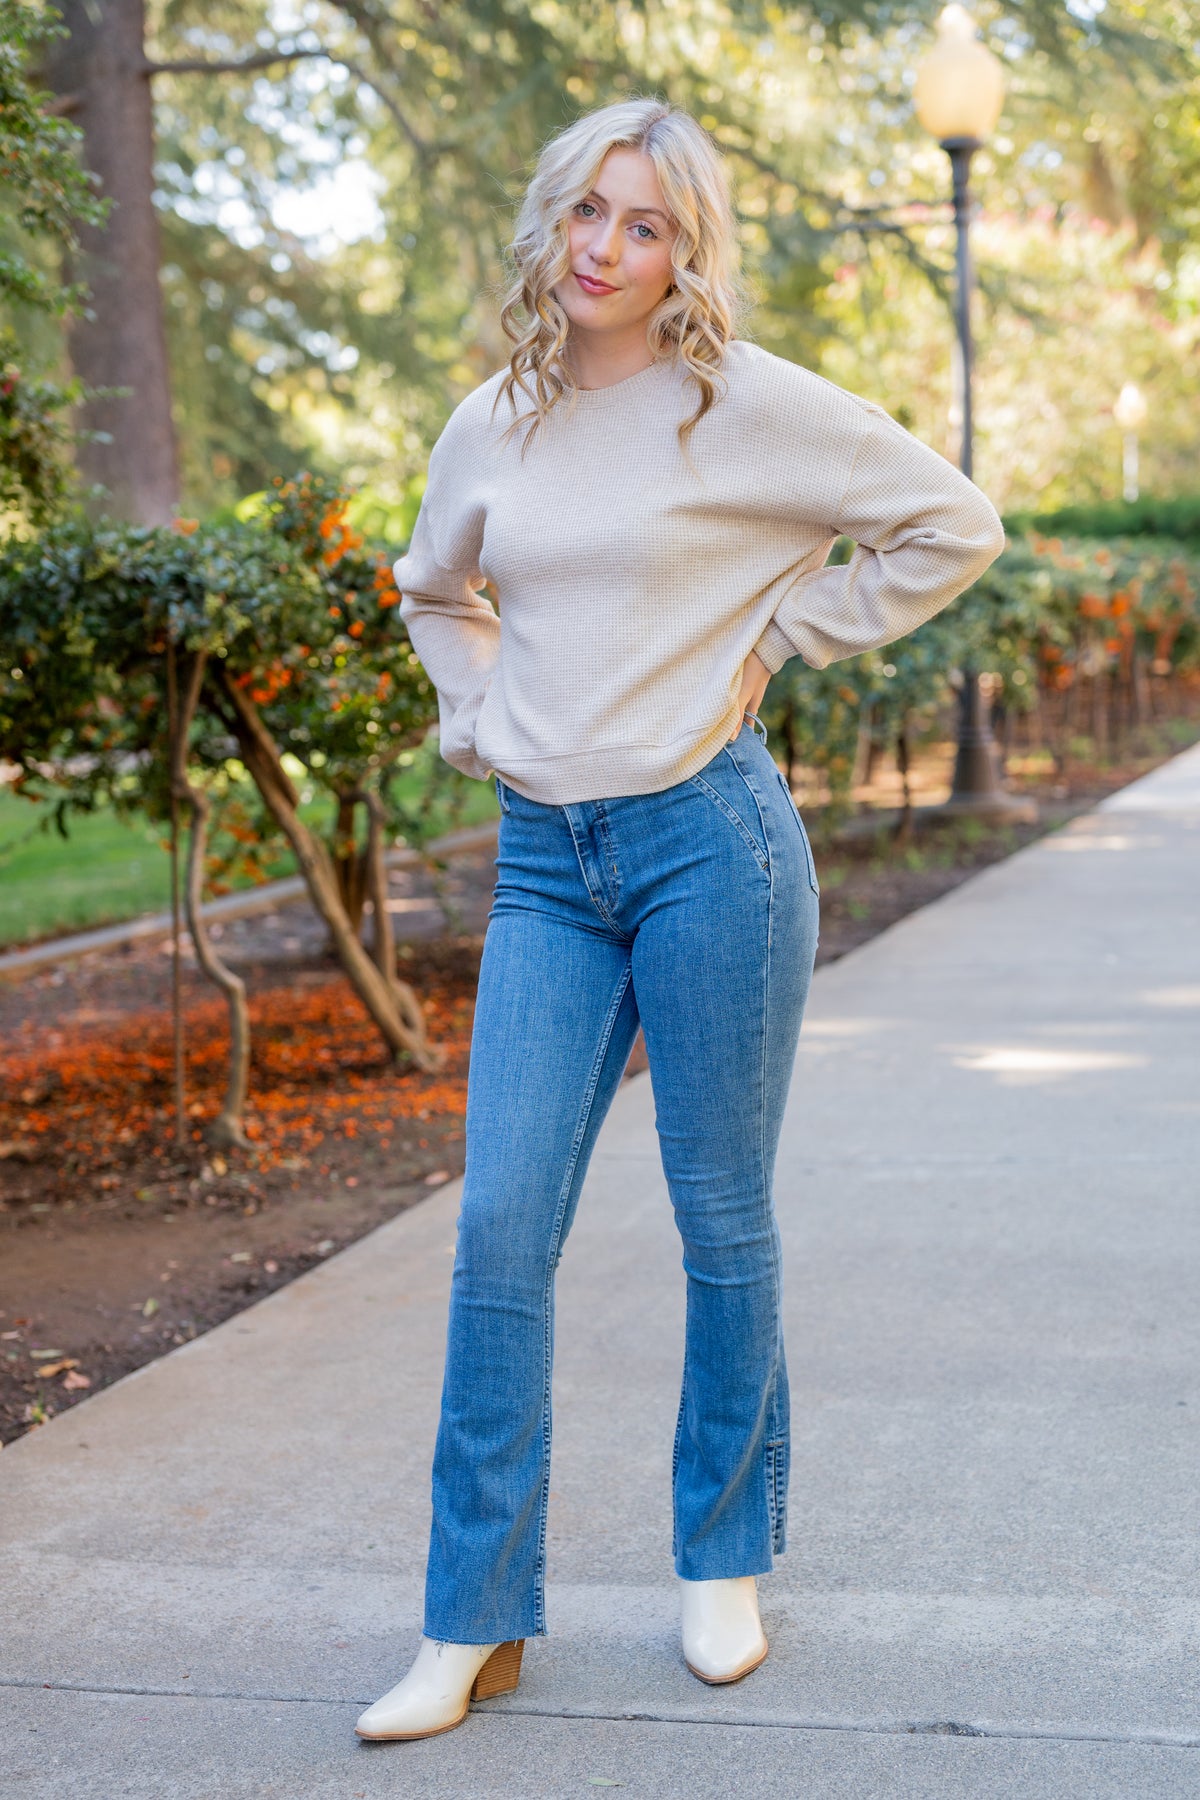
[568,355,681,408]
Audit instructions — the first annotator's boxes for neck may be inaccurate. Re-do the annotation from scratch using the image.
[567,327,657,391]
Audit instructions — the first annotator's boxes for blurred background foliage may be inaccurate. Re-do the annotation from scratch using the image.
[1,0,1199,949]
[3,0,1196,521]
[759,525,1200,818]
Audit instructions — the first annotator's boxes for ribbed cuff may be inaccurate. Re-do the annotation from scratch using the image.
[752,617,798,676]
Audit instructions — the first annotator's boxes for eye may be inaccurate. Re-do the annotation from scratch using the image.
[632,222,658,241]
[574,201,598,218]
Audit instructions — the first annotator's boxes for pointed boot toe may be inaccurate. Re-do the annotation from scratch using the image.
[680,1576,769,1685]
[355,1637,524,1742]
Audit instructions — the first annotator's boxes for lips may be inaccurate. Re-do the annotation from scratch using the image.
[575,272,619,295]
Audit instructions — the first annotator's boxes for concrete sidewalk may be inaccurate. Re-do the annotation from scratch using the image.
[2,746,1199,1798]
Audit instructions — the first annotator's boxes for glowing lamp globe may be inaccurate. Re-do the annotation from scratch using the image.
[914,5,1006,145]
[1114,382,1148,433]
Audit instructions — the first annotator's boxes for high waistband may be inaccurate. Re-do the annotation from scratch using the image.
[494,713,771,815]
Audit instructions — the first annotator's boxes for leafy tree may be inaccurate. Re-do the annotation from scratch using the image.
[0,0,104,314]
[0,480,447,1146]
[34,0,662,519]
[0,350,78,522]
[816,208,1200,512]
[29,0,1198,521]
[0,0,106,524]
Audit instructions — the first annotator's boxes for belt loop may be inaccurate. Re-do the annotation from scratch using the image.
[494,773,510,813]
[744,710,768,744]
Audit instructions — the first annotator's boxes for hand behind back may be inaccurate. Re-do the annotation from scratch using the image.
[729,649,771,742]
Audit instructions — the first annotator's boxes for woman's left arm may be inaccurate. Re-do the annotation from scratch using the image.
[751,403,1006,676]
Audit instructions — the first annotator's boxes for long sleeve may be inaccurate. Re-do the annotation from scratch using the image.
[751,403,1006,675]
[393,410,501,781]
[379,344,1006,807]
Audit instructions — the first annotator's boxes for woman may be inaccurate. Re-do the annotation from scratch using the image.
[356,95,1004,1743]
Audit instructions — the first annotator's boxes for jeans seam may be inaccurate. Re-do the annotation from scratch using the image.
[687,772,769,874]
[765,1436,786,1548]
[561,808,626,934]
[766,1439,776,1541]
[723,744,774,869]
[670,1335,688,1563]
[775,770,820,895]
[597,808,622,918]
[760,778,786,1563]
[532,958,635,1633]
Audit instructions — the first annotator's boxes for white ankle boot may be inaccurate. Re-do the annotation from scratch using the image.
[679,1576,769,1684]
[355,1636,525,1741]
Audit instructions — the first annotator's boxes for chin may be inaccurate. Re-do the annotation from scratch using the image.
[552,288,587,325]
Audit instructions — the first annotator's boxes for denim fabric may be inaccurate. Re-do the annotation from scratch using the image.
[423,718,820,1643]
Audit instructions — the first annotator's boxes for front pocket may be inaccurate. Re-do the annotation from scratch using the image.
[687,773,769,873]
[775,771,820,896]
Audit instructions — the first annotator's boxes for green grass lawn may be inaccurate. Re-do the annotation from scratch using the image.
[0,748,500,951]
[0,792,177,948]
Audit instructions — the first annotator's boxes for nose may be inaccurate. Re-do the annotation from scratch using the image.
[587,217,622,267]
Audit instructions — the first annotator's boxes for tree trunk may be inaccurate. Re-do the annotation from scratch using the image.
[781,699,797,792]
[1090,668,1106,752]
[216,668,443,1073]
[361,789,397,989]
[893,716,913,849]
[851,700,875,790]
[1131,651,1149,730]
[332,789,369,933]
[359,788,429,1044]
[1063,663,1079,737]
[170,650,251,1148]
[166,644,187,1149]
[42,0,180,523]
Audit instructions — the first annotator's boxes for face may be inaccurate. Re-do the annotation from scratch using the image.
[555,146,678,342]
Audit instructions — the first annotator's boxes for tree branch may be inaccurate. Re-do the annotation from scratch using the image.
[169,647,252,1149]
[325,2,439,156]
[141,39,432,157]
[335,54,431,157]
[142,48,327,78]
[217,669,301,811]
[213,668,441,1072]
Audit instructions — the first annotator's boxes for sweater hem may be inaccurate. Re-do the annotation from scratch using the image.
[487,708,752,806]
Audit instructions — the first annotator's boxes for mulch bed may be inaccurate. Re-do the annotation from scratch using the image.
[1,734,1191,1445]
[0,939,486,1444]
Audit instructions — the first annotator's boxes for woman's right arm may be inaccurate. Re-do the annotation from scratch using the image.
[393,412,501,781]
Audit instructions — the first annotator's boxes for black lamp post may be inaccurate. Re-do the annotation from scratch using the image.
[915,6,1032,819]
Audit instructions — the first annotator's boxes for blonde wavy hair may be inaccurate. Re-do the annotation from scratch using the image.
[494,96,750,454]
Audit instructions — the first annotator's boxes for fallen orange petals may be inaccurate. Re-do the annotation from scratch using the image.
[1,972,473,1177]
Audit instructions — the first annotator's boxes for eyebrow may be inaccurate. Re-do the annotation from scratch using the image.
[583,189,672,223]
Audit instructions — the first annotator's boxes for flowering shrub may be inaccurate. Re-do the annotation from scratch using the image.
[238,473,432,806]
[0,508,311,825]
[762,531,1200,809]
[0,475,453,1136]
[0,473,445,848]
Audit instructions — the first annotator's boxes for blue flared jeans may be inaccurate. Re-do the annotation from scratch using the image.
[423,718,821,1643]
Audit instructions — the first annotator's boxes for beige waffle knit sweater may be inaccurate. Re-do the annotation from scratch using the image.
[393,339,1005,805]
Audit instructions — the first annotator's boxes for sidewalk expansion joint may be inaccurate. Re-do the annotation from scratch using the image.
[2,1680,1198,1750]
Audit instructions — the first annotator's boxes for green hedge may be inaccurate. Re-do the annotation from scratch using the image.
[1004,497,1200,546]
